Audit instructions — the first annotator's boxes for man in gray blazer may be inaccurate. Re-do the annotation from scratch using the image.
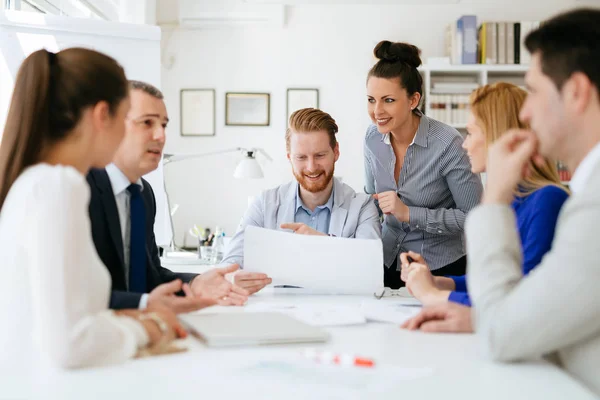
[221,108,381,294]
[403,8,600,396]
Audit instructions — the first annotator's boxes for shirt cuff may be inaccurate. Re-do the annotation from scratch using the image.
[448,291,472,307]
[449,275,467,292]
[408,206,427,230]
[138,294,149,310]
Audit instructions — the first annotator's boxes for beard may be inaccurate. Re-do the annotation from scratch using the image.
[293,165,335,193]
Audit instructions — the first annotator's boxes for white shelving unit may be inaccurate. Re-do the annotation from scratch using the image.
[418,64,529,129]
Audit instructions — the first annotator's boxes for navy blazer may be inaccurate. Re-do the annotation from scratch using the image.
[87,168,197,309]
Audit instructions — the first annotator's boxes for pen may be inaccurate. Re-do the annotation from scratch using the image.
[302,349,375,368]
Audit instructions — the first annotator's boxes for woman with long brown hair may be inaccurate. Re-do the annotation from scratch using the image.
[399,82,569,307]
[0,48,184,370]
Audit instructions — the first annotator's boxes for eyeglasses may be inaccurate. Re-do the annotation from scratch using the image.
[373,287,415,300]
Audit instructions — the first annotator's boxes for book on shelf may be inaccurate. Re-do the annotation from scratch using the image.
[478,21,539,65]
[429,94,470,127]
[446,15,477,65]
[446,19,540,65]
[432,82,479,93]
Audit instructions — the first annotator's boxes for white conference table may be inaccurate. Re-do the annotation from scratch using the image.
[5,252,592,400]
[9,291,596,400]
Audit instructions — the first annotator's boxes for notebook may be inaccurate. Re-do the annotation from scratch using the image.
[180,312,331,347]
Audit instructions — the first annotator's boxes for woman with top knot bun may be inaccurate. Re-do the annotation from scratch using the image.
[363,40,483,289]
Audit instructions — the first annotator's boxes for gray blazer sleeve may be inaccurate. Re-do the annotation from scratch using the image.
[219,195,265,268]
[355,195,382,239]
[466,201,600,380]
[408,135,483,235]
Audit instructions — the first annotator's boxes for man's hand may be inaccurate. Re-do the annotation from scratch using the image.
[373,191,409,222]
[147,279,217,314]
[190,264,249,306]
[404,263,450,306]
[234,271,272,295]
[483,129,544,205]
[280,222,326,236]
[401,302,473,333]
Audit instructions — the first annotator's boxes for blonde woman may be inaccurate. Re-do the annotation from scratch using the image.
[399,82,569,308]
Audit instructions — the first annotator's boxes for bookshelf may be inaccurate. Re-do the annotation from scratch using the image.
[418,64,570,186]
[418,64,528,129]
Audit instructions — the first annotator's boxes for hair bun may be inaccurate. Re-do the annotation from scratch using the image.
[373,40,422,69]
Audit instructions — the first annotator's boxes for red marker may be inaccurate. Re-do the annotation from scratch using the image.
[302,349,375,368]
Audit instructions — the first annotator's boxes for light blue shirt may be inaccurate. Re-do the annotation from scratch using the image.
[220,177,381,268]
[294,183,334,234]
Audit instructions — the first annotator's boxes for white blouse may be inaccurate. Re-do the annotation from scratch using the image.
[0,164,148,369]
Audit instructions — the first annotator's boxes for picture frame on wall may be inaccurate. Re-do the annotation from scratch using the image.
[180,89,216,136]
[287,88,319,122]
[225,92,270,126]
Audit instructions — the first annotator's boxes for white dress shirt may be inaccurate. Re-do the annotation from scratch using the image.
[105,163,148,309]
[567,141,600,194]
[0,164,148,370]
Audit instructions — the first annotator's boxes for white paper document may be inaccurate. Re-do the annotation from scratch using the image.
[244,226,383,295]
[235,358,434,398]
[244,302,367,326]
[360,299,422,324]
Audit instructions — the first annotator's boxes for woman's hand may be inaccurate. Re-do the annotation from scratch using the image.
[404,263,451,306]
[119,308,187,348]
[374,191,409,222]
[400,251,427,282]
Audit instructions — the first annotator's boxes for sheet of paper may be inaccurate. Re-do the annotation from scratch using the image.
[360,299,422,324]
[244,226,383,295]
[244,302,367,326]
[235,357,434,397]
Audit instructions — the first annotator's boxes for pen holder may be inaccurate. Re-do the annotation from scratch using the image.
[198,243,213,264]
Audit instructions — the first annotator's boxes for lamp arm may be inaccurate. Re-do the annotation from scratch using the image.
[163,147,242,165]
[253,148,273,162]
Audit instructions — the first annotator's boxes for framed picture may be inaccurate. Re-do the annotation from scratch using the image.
[287,88,319,122]
[180,89,216,136]
[225,92,270,126]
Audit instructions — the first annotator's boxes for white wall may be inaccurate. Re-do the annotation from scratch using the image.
[159,0,597,245]
[0,10,170,245]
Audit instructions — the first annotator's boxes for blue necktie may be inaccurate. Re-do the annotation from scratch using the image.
[127,184,146,293]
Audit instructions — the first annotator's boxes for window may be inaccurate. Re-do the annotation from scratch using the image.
[4,0,121,21]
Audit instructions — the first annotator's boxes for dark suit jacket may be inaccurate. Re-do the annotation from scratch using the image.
[87,168,197,309]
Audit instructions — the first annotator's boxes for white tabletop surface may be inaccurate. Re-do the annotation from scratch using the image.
[160,250,216,274]
[3,291,596,400]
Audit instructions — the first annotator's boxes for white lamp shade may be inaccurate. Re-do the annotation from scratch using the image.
[234,157,264,179]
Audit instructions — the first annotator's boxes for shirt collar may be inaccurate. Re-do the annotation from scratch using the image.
[295,181,335,213]
[569,142,600,194]
[381,109,428,148]
[105,163,143,196]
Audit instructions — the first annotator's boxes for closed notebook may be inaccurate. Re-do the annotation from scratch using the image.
[180,312,330,347]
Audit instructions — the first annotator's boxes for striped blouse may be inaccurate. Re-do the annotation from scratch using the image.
[364,109,483,271]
